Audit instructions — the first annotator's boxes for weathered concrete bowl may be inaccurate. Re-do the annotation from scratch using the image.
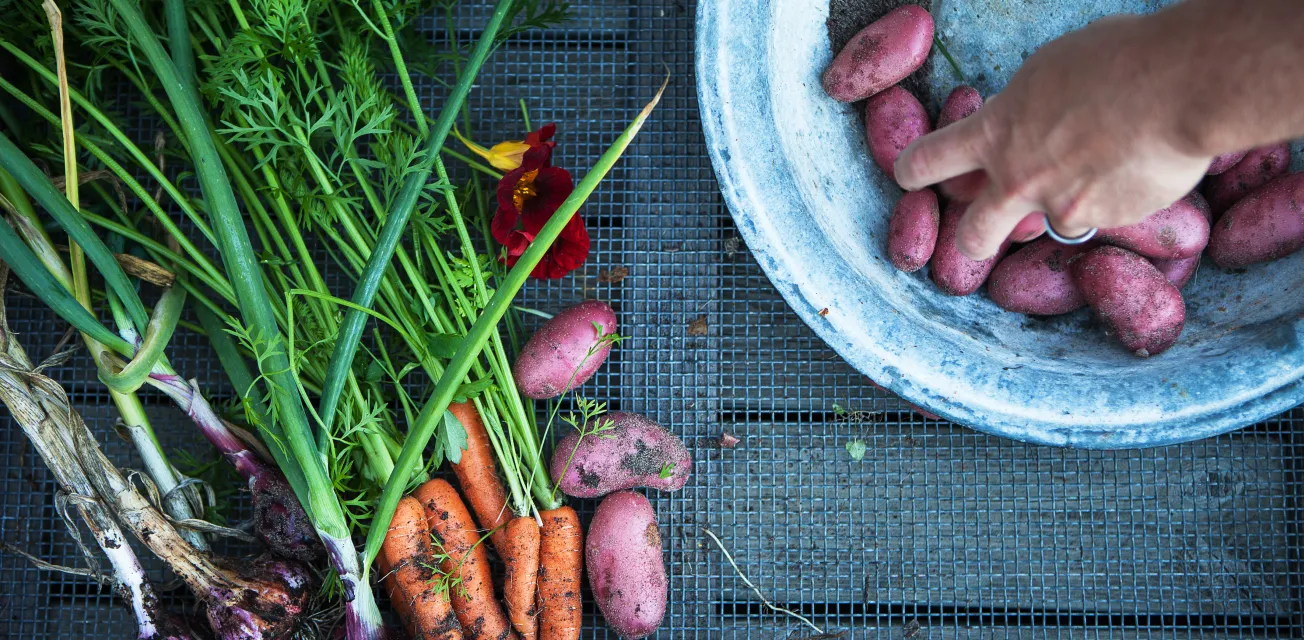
[697,0,1304,447]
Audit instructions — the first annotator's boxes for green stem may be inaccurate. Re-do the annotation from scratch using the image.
[99,286,186,394]
[164,0,198,105]
[316,0,515,439]
[0,131,149,331]
[364,80,666,565]
[369,0,426,138]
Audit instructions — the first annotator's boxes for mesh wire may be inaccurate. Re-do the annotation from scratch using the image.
[2,1,1303,638]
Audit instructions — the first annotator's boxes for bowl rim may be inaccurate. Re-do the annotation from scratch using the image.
[694,0,1304,448]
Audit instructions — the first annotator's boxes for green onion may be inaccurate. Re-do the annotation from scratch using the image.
[99,285,186,394]
[103,0,382,633]
[0,132,148,331]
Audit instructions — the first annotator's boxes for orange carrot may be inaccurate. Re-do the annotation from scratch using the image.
[502,516,541,639]
[537,506,583,640]
[380,496,463,640]
[448,401,512,554]
[449,403,538,639]
[413,479,517,640]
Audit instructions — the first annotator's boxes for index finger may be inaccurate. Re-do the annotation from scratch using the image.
[893,114,986,191]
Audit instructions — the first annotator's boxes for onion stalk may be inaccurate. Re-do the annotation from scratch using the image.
[98,0,383,633]
[0,141,208,550]
[0,274,300,640]
[0,156,322,563]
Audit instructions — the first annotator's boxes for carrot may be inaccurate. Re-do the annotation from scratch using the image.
[537,506,583,640]
[413,479,517,640]
[448,403,538,638]
[502,516,541,639]
[448,401,512,554]
[380,496,463,640]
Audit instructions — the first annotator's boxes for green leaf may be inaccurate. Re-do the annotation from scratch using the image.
[0,199,131,355]
[439,410,469,465]
[425,333,461,360]
[99,286,187,393]
[845,439,867,461]
[453,376,494,403]
[364,360,385,383]
[659,462,675,479]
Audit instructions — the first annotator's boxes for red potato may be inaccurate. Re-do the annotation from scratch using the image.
[936,85,982,129]
[1151,255,1201,289]
[1204,142,1292,217]
[587,492,666,639]
[821,6,934,103]
[864,87,931,181]
[550,412,692,499]
[1072,246,1186,357]
[930,200,1010,296]
[934,86,985,201]
[887,189,940,272]
[1209,172,1304,268]
[514,300,617,399]
[988,237,1095,315]
[1207,149,1250,175]
[1096,192,1211,260]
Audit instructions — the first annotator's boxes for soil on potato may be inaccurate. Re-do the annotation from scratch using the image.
[827,0,934,106]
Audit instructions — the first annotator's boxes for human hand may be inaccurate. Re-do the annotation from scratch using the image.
[894,14,1214,259]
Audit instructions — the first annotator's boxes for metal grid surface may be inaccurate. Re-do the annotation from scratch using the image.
[3,1,1304,638]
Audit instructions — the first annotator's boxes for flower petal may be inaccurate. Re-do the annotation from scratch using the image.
[525,123,557,147]
[520,166,575,230]
[485,140,531,171]
[531,215,590,279]
[501,229,535,267]
[491,206,519,246]
[496,165,527,217]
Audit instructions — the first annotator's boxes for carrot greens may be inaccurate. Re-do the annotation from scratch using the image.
[0,0,662,635]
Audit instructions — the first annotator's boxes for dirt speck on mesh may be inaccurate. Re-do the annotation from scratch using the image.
[597,266,629,283]
[687,316,709,336]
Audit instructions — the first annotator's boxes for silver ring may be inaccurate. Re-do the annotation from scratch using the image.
[1043,215,1098,245]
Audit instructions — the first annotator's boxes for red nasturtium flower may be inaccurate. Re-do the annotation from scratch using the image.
[490,124,589,279]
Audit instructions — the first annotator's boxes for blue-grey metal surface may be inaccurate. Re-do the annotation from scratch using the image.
[697,0,1304,448]
[2,2,1304,639]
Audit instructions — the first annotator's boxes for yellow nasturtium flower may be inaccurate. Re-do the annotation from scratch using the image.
[452,129,531,171]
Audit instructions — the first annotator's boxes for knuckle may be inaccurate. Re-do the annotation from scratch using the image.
[899,143,939,181]
[1054,196,1092,227]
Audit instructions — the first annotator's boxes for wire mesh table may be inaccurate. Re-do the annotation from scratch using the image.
[2,1,1302,638]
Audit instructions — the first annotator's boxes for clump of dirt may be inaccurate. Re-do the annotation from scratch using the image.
[826,0,934,104]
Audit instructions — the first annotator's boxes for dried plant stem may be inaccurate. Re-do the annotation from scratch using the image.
[702,527,824,635]
[0,270,182,639]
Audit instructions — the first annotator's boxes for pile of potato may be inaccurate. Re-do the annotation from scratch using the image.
[823,6,1303,357]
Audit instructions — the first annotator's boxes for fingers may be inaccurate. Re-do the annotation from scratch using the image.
[955,188,1039,259]
[939,170,988,202]
[894,116,986,191]
[1042,187,1100,240]
[1007,212,1046,242]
